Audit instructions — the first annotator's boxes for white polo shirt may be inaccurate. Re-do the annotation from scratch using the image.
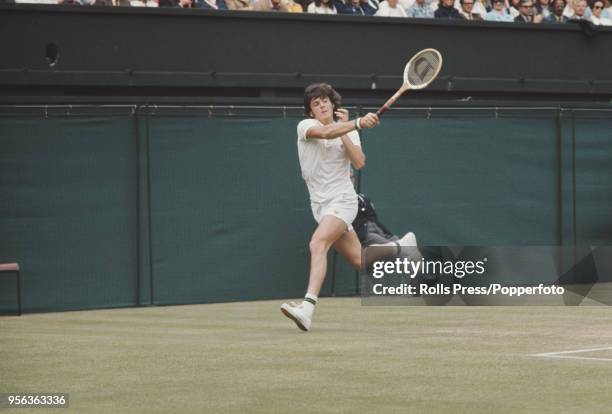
[297,118,361,204]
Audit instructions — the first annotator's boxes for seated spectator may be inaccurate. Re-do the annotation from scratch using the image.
[286,0,303,11]
[603,0,612,18]
[336,0,376,14]
[130,0,159,6]
[360,0,378,14]
[225,0,251,10]
[253,0,289,10]
[434,0,464,17]
[591,0,612,22]
[406,0,435,17]
[544,0,570,20]
[179,0,193,6]
[486,0,514,20]
[458,0,484,18]
[535,0,551,16]
[454,0,487,16]
[508,0,521,17]
[198,0,227,8]
[366,0,381,11]
[514,0,543,21]
[375,0,408,15]
[563,0,592,18]
[569,0,591,19]
[307,0,337,13]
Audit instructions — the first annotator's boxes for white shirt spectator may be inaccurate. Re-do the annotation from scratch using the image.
[307,1,338,13]
[399,0,414,9]
[375,0,409,16]
[591,14,612,23]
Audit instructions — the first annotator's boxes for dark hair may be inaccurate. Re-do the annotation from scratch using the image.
[303,83,342,117]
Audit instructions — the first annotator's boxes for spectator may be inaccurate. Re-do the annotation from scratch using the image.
[535,0,551,16]
[486,0,514,19]
[336,0,375,14]
[563,0,592,18]
[591,0,612,22]
[225,0,251,10]
[514,0,543,21]
[307,0,337,13]
[435,0,464,17]
[458,0,485,18]
[198,0,227,8]
[508,0,521,17]
[253,0,289,10]
[454,0,487,16]
[544,0,570,20]
[365,0,381,11]
[359,0,378,14]
[286,0,303,11]
[570,0,591,18]
[603,0,611,18]
[406,0,435,17]
[375,0,408,15]
[398,0,413,9]
[130,0,159,6]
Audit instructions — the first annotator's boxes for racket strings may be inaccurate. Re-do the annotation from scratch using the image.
[405,51,441,89]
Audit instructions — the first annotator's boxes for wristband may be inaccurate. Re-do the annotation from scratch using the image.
[355,117,362,131]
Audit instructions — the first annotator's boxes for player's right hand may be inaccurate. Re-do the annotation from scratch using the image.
[359,113,380,129]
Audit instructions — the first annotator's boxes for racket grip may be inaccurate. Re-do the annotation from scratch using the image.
[376,106,388,117]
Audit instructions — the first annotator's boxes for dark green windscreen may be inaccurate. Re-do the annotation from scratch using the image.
[1,109,610,312]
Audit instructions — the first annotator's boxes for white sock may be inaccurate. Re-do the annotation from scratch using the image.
[303,293,318,318]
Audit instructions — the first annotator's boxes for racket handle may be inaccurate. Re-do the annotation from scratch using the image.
[376,87,406,119]
[376,106,389,117]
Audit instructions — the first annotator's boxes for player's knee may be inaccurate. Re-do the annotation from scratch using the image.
[309,236,330,256]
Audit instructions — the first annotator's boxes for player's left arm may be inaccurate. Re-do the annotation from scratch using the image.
[335,108,366,170]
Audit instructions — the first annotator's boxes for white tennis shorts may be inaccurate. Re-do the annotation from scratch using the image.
[311,192,358,231]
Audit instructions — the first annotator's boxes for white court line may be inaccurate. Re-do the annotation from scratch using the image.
[531,347,612,361]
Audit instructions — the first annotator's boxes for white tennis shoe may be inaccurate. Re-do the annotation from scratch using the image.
[399,232,423,262]
[280,301,312,332]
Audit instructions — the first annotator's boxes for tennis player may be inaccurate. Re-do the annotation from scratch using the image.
[280,83,380,332]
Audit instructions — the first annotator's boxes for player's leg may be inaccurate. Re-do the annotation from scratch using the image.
[306,214,351,296]
[363,222,422,265]
[281,214,347,331]
[333,229,362,270]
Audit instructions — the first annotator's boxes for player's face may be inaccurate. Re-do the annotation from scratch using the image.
[309,96,334,123]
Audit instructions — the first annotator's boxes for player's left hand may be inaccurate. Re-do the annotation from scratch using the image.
[335,108,349,123]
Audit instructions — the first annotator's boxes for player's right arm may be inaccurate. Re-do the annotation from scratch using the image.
[306,113,379,140]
